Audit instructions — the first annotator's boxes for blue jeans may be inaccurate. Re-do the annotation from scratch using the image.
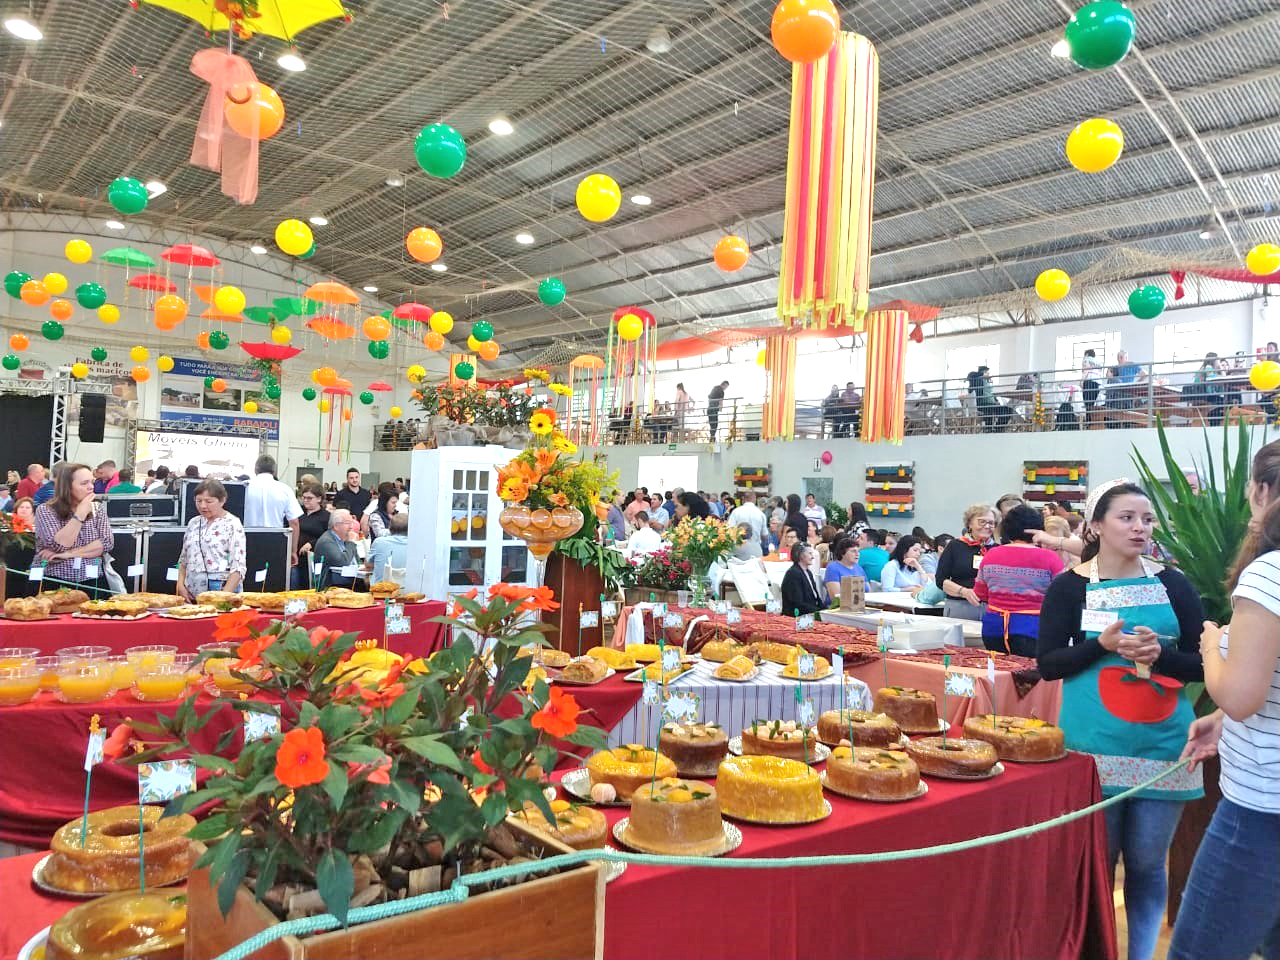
[1168,797,1280,960]
[1102,796,1186,960]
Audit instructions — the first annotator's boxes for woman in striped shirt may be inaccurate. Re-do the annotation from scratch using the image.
[1170,441,1280,960]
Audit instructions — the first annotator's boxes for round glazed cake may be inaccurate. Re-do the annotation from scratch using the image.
[740,720,820,761]
[511,799,607,849]
[658,721,729,777]
[46,805,196,893]
[624,777,725,855]
[817,709,901,747]
[962,715,1066,762]
[873,686,939,733]
[586,745,677,799]
[716,755,826,823]
[46,890,186,960]
[905,737,999,778]
[825,746,920,800]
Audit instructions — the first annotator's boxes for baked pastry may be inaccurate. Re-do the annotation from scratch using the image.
[748,639,796,664]
[79,599,149,617]
[46,890,186,960]
[162,604,218,619]
[238,591,272,608]
[325,589,375,609]
[196,590,242,609]
[873,686,940,733]
[700,638,752,662]
[370,580,400,598]
[659,721,728,777]
[781,653,831,679]
[584,646,639,670]
[740,720,820,761]
[906,736,999,778]
[817,709,901,747]
[825,746,921,800]
[626,642,676,663]
[44,587,90,614]
[124,592,185,610]
[253,594,291,612]
[962,715,1066,762]
[713,655,758,680]
[633,659,693,684]
[4,596,52,619]
[511,799,607,850]
[538,649,572,669]
[559,656,609,683]
[716,755,826,823]
[624,777,725,855]
[399,591,426,603]
[585,745,676,799]
[45,804,196,893]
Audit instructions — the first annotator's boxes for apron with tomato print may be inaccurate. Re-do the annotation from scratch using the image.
[1059,558,1202,801]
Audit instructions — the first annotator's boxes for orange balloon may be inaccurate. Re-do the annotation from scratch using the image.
[770,0,839,64]
[224,81,285,140]
[423,330,445,350]
[316,366,339,387]
[48,298,73,321]
[155,315,179,332]
[210,377,227,393]
[713,235,750,271]
[342,408,353,422]
[131,365,151,383]
[476,339,500,362]
[20,280,49,306]
[9,333,30,351]
[196,331,212,349]
[362,315,391,341]
[155,294,187,326]
[406,227,443,263]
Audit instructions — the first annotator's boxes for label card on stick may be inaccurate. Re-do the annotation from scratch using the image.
[641,679,660,705]
[338,564,360,578]
[944,670,976,698]
[795,613,815,632]
[28,565,44,583]
[661,647,682,673]
[1079,608,1120,633]
[127,563,145,578]
[73,557,82,571]
[83,562,99,579]
[243,711,281,744]
[725,608,742,625]
[600,600,618,621]
[832,648,844,675]
[651,602,668,617]
[386,602,405,621]
[283,599,309,617]
[797,653,817,678]
[83,731,105,772]
[662,612,684,629]
[137,760,196,803]
[661,691,701,723]
[166,566,179,582]
[254,568,268,583]
[387,617,412,636]
[313,560,324,576]
[796,698,816,728]
[579,611,600,628]
[765,597,781,615]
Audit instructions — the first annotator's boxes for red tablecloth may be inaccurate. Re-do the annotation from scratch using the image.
[497,673,643,769]
[0,753,1115,960]
[0,601,447,658]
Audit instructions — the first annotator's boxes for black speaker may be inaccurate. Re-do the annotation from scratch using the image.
[79,395,106,442]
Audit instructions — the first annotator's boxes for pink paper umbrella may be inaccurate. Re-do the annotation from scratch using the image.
[367,381,393,392]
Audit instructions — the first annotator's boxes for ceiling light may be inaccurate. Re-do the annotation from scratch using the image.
[430,262,447,273]
[515,232,535,245]
[104,220,125,230]
[145,180,166,198]
[308,215,329,226]
[277,50,306,72]
[630,194,652,206]
[488,117,514,136]
[363,285,378,293]
[646,24,671,54]
[4,17,42,41]
[385,175,404,187]
[1050,39,1070,58]
[250,244,267,254]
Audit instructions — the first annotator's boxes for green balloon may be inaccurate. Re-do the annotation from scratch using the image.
[414,123,466,179]
[107,176,148,215]
[41,320,65,341]
[75,282,107,310]
[2,354,19,371]
[91,346,108,362]
[359,390,375,405]
[4,271,31,299]
[298,243,315,260]
[367,340,390,360]
[471,320,494,343]
[302,386,317,401]
[1128,285,1166,320]
[1064,0,1136,70]
[265,383,282,400]
[537,277,566,306]
[205,376,216,389]
[209,330,230,350]
[454,361,474,380]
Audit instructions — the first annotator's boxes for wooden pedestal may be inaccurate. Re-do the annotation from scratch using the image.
[542,553,607,655]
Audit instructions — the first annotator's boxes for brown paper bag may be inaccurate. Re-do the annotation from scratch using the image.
[840,575,865,612]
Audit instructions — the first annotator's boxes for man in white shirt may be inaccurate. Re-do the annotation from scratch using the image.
[801,493,827,529]
[626,511,662,555]
[727,490,766,544]
[243,454,302,566]
[145,465,170,494]
[648,494,669,529]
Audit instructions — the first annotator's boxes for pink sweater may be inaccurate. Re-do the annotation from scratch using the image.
[973,544,1064,612]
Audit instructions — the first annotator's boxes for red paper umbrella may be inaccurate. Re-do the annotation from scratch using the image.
[392,302,433,323]
[304,281,359,305]
[611,305,655,326]
[322,384,352,396]
[367,380,393,392]
[241,341,302,361]
[307,315,355,339]
[162,244,220,267]
[129,273,177,293]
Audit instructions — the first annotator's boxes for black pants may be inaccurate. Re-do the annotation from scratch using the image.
[978,402,1012,432]
[1082,379,1100,408]
[707,410,719,439]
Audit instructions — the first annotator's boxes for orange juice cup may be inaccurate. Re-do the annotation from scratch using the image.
[57,662,113,704]
[173,653,201,686]
[0,648,40,670]
[56,645,110,666]
[131,664,189,702]
[106,655,135,693]
[125,645,177,672]
[34,655,60,691]
[0,664,41,705]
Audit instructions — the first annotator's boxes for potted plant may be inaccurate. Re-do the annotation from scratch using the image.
[667,516,743,606]
[112,590,607,959]
[0,507,35,604]
[621,546,693,606]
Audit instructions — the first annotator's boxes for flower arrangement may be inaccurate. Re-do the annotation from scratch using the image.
[667,516,742,574]
[0,509,34,553]
[110,592,604,925]
[622,545,692,592]
[413,381,541,429]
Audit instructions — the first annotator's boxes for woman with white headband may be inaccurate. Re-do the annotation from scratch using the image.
[1037,478,1204,960]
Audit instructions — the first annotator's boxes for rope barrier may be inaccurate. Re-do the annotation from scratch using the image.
[210,756,1191,960]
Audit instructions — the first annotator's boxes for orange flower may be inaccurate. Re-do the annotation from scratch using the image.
[534,449,559,473]
[356,682,405,716]
[274,727,329,788]
[499,476,529,501]
[531,687,580,738]
[308,626,343,650]
[534,406,558,425]
[547,492,569,507]
[379,658,407,689]
[213,608,259,644]
[233,634,275,671]
[103,722,134,760]
[517,585,560,613]
[448,587,479,618]
[471,749,494,776]
[488,582,526,602]
[12,515,32,533]
[347,756,391,786]
[593,501,609,522]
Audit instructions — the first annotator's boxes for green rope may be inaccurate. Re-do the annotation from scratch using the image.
[5,565,121,594]
[210,758,1191,960]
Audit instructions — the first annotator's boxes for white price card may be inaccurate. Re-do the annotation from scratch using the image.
[27,565,44,583]
[710,600,728,615]
[72,557,82,570]
[662,691,701,723]
[83,731,105,771]
[944,671,977,698]
[579,611,600,628]
[283,599,309,617]
[661,646,682,672]
[651,602,668,617]
[797,653,816,677]
[254,568,268,583]
[83,562,99,579]
[796,699,816,728]
[642,679,660,705]
[796,613,815,632]
[386,602,405,621]
[338,564,360,578]
[765,598,782,615]
[600,600,618,621]
[1079,608,1120,633]
[831,650,844,675]
[127,563,145,578]
[725,608,741,625]
[313,560,324,576]
[662,612,684,629]
[166,566,180,582]
[387,617,412,635]
[243,711,281,743]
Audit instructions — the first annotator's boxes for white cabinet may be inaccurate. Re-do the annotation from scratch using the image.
[405,446,533,600]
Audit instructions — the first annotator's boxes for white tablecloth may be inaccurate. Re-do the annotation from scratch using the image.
[822,609,984,647]
[862,591,944,614]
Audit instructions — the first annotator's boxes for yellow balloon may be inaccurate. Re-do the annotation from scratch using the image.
[244,400,259,414]
[756,349,767,367]
[617,312,643,341]
[271,324,292,345]
[157,355,174,373]
[130,345,149,363]
[389,405,403,418]
[1250,361,1280,391]
[42,272,68,295]
[429,311,453,335]
[318,398,332,413]
[467,334,482,351]
[407,364,427,383]
[213,285,246,315]
[1065,118,1124,173]
[1035,268,1071,302]
[576,173,622,223]
[98,304,120,324]
[1246,243,1280,276]
[65,239,93,264]
[70,362,89,379]
[274,218,314,256]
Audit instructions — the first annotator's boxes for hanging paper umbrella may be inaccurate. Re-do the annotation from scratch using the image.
[304,281,359,305]
[241,306,277,325]
[240,342,302,362]
[161,243,220,267]
[133,0,349,40]
[323,383,353,396]
[101,247,157,268]
[307,315,356,339]
[192,285,218,304]
[200,307,244,322]
[334,377,353,390]
[392,302,434,325]
[129,273,178,293]
[367,381,393,392]
[272,296,323,319]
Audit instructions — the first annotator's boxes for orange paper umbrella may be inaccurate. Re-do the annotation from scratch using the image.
[570,354,605,369]
[129,273,178,293]
[304,281,359,305]
[193,284,218,304]
[161,244,220,267]
[200,307,244,322]
[306,315,355,339]
[333,377,353,390]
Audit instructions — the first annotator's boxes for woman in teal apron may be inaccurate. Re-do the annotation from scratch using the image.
[1038,480,1204,960]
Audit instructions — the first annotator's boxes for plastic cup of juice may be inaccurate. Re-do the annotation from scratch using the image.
[131,664,189,702]
[106,655,135,693]
[173,653,201,686]
[57,662,113,704]
[0,648,40,670]
[125,645,178,672]
[34,655,60,691]
[0,664,41,705]
[56,645,111,666]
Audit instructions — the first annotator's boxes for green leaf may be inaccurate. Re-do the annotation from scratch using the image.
[186,813,233,841]
[320,761,348,809]
[380,687,420,728]
[560,723,607,749]
[254,845,281,901]
[206,831,242,885]
[384,777,422,815]
[166,786,222,816]
[401,736,464,773]
[480,790,508,827]
[217,850,251,917]
[317,704,363,742]
[315,848,354,927]
[329,743,386,764]
[298,700,321,728]
[349,808,409,854]
[190,755,235,774]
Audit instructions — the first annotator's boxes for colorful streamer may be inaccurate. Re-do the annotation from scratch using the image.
[861,309,908,445]
[762,334,797,441]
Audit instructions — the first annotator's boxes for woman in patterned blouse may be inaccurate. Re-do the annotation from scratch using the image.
[177,479,247,599]
[33,463,113,594]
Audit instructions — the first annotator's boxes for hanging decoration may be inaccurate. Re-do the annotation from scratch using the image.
[304,281,359,305]
[362,315,391,340]
[307,315,356,339]
[157,355,175,372]
[471,320,494,343]
[1063,0,1137,71]
[368,340,390,359]
[406,227,443,263]
[424,331,444,350]
[1065,118,1124,173]
[476,340,500,362]
[568,354,605,447]
[302,387,317,401]
[1,354,19,371]
[90,347,108,362]
[4,271,31,298]
[129,274,178,293]
[393,302,433,325]
[99,305,120,324]
[162,244,220,268]
[154,294,188,330]
[196,331,212,349]
[65,239,93,264]
[1128,285,1166,320]
[188,50,263,204]
[761,333,797,441]
[41,320,64,341]
[132,366,150,383]
[107,177,148,215]
[70,362,89,379]
[770,0,840,64]
[1249,362,1280,391]
[537,277,566,306]
[101,247,156,268]
[49,299,73,321]
[208,330,230,350]
[1246,243,1280,276]
[430,311,454,334]
[1035,269,1071,301]
[224,81,285,139]
[603,306,658,441]
[42,272,68,295]
[713,235,750,272]
[270,324,292,345]
[8,333,29,352]
[575,174,621,222]
[75,282,107,309]
[861,308,909,444]
[777,30,879,329]
[414,123,466,178]
[276,219,314,256]
[406,365,427,384]
[20,280,50,306]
